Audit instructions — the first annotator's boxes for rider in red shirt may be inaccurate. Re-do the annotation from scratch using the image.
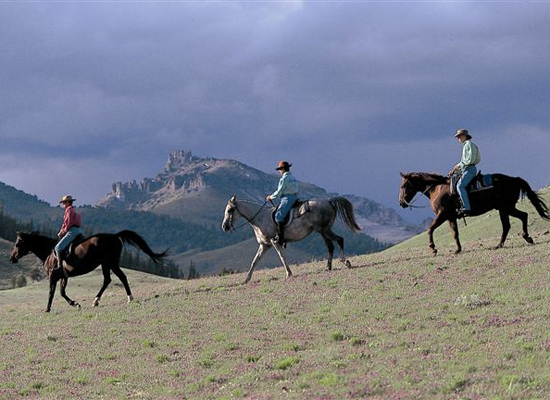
[54,195,83,275]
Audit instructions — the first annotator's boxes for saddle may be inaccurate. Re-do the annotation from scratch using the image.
[450,171,493,196]
[58,234,86,259]
[271,199,310,227]
[43,234,86,277]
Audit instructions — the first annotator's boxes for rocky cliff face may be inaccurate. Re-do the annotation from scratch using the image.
[95,150,419,244]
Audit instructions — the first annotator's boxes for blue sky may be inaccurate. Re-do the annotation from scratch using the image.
[1,1,549,222]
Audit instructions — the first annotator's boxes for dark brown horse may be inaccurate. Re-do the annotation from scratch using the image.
[399,172,550,255]
[9,230,168,312]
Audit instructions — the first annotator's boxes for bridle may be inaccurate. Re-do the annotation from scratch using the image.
[226,200,269,230]
[400,179,432,209]
[9,237,29,262]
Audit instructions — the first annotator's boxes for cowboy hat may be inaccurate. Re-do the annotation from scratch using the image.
[59,195,76,203]
[275,160,292,171]
[454,128,472,139]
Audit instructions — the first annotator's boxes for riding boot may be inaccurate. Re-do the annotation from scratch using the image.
[56,253,69,278]
[275,222,286,247]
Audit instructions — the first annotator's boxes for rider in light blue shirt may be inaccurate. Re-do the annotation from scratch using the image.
[449,128,481,217]
[266,161,299,245]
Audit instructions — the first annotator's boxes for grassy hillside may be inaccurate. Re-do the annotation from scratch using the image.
[0,181,59,222]
[1,181,550,399]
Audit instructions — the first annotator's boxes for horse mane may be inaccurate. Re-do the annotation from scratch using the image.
[406,172,448,184]
[20,231,57,246]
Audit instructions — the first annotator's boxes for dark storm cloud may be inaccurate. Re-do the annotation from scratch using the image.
[0,2,549,218]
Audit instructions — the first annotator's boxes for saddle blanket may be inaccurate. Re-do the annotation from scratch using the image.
[451,172,493,195]
[272,200,310,227]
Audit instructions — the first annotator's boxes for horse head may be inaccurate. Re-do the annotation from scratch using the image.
[221,195,238,232]
[9,232,32,263]
[9,231,55,264]
[398,172,418,208]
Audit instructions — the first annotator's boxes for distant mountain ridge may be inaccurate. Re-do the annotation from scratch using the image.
[96,150,419,244]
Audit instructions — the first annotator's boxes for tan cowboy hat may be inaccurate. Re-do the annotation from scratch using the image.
[275,160,292,171]
[59,195,76,203]
[454,128,472,139]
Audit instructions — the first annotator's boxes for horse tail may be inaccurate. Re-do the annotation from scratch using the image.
[518,178,550,220]
[116,230,169,265]
[329,197,362,233]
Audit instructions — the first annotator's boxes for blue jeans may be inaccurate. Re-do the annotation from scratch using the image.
[55,226,83,257]
[275,194,297,223]
[457,166,477,211]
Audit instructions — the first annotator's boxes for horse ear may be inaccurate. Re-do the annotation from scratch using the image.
[400,172,406,178]
[230,195,236,202]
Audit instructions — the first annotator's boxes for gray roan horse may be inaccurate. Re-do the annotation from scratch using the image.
[221,196,361,283]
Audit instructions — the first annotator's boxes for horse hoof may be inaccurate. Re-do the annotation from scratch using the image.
[525,237,534,245]
[127,295,134,303]
[344,260,352,268]
[92,298,100,307]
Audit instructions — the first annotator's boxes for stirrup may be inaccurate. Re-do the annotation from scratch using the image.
[274,235,286,248]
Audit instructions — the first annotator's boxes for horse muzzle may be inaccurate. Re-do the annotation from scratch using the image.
[221,221,232,232]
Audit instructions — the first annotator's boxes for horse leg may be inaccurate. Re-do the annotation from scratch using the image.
[59,277,81,309]
[245,244,270,283]
[447,219,462,254]
[427,213,446,255]
[272,243,293,280]
[332,232,351,268]
[92,265,112,307]
[495,210,512,249]
[320,234,335,271]
[509,207,534,245]
[320,229,350,270]
[46,277,59,312]
[111,264,134,303]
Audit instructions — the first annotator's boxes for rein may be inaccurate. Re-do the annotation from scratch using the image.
[402,180,434,209]
[230,200,269,230]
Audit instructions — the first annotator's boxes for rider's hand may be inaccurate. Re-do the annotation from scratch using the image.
[265,195,272,202]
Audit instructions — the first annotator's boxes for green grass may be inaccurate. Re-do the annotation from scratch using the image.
[0,187,549,399]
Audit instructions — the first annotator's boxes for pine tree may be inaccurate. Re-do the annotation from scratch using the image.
[188,260,198,280]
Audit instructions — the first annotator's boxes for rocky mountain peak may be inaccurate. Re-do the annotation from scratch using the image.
[165,150,199,174]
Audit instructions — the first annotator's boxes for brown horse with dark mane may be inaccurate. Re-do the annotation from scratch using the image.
[399,172,550,255]
[9,230,168,312]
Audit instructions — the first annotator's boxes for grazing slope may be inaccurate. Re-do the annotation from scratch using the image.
[0,186,549,398]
